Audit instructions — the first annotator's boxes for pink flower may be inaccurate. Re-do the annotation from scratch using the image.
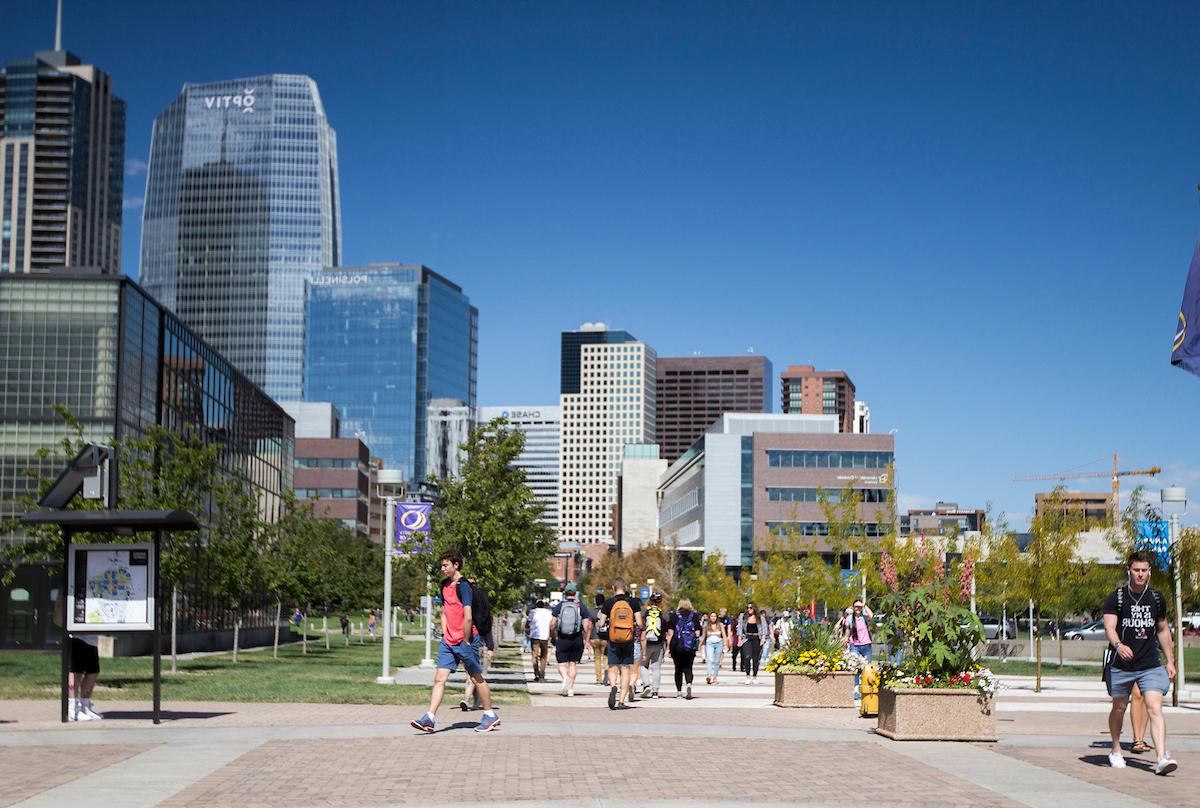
[960,559,975,603]
[881,552,899,590]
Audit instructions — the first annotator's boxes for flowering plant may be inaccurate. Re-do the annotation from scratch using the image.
[875,542,995,696]
[766,621,854,674]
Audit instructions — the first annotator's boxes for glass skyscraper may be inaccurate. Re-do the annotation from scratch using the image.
[139,74,340,400]
[305,265,477,482]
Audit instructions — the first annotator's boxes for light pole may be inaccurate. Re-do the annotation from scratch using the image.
[1161,486,1189,703]
[376,497,397,684]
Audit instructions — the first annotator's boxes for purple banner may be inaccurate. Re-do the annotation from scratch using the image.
[1171,235,1200,378]
[394,502,432,556]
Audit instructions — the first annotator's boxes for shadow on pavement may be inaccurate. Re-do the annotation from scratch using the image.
[99,710,234,721]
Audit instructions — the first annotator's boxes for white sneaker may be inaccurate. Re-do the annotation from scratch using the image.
[67,698,78,722]
[1108,752,1126,768]
[560,679,569,696]
[567,687,574,697]
[81,699,103,720]
[1153,756,1178,776]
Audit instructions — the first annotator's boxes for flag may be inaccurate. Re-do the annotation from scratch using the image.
[1171,235,1200,377]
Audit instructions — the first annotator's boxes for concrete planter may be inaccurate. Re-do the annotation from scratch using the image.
[875,686,996,741]
[773,670,856,707]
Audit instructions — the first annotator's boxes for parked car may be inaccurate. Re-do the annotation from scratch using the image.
[1062,620,1106,641]
[979,615,1017,639]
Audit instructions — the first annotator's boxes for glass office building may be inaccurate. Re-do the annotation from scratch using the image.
[305,265,477,482]
[139,75,341,400]
[0,272,293,648]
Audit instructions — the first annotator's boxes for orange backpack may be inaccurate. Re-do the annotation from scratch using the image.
[609,598,635,644]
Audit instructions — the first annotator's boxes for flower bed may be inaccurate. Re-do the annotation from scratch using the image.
[875,686,997,741]
[774,670,857,707]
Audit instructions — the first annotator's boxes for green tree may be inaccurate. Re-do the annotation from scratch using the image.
[208,478,264,664]
[680,551,742,613]
[1019,488,1084,691]
[426,418,557,610]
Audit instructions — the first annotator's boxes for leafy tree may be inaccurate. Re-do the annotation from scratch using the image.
[426,418,557,610]
[208,478,264,663]
[680,551,742,613]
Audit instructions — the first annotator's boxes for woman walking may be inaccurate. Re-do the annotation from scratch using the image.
[703,612,726,684]
[739,602,763,684]
[667,598,702,699]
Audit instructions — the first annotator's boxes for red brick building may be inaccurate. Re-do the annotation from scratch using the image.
[780,365,856,433]
[294,438,371,538]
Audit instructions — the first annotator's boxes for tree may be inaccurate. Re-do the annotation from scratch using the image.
[425,418,557,610]
[680,551,742,613]
[208,478,264,663]
[587,544,682,602]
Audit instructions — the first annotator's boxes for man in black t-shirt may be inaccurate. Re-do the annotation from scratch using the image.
[1102,551,1177,774]
[597,578,644,710]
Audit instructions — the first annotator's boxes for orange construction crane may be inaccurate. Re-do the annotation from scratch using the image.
[1013,454,1161,529]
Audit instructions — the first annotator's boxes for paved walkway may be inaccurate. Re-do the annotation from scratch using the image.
[2,648,1198,807]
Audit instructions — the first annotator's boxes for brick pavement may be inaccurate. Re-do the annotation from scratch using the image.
[994,746,1199,808]
[0,743,153,807]
[160,736,1024,808]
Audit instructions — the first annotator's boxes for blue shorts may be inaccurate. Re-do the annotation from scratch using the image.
[1106,665,1170,699]
[437,639,483,676]
[606,641,635,667]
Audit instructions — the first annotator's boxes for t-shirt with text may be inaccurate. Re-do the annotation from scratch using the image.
[1102,586,1168,672]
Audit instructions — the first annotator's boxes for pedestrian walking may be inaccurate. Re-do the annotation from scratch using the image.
[758,608,774,669]
[529,599,553,681]
[410,550,499,734]
[842,599,874,696]
[367,611,377,638]
[739,603,763,684]
[728,608,742,673]
[591,592,609,685]
[640,592,667,698]
[597,578,644,710]
[521,607,532,652]
[667,598,702,699]
[1103,551,1177,773]
[702,612,726,684]
[550,583,592,696]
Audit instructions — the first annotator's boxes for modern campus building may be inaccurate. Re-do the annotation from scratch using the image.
[780,365,857,433]
[657,414,895,567]
[655,355,772,463]
[426,398,473,481]
[617,443,668,553]
[560,322,637,394]
[559,325,655,553]
[139,74,341,400]
[0,47,124,274]
[477,405,560,531]
[0,272,294,649]
[1033,490,1113,526]
[900,502,985,537]
[305,264,477,483]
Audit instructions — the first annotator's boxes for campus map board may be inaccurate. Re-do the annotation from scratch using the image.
[67,543,156,632]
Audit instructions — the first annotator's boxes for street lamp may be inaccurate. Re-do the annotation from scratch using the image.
[1160,486,1189,703]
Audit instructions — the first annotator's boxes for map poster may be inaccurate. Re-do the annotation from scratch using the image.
[67,543,156,632]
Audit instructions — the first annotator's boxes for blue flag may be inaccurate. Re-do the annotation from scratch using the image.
[1171,235,1200,377]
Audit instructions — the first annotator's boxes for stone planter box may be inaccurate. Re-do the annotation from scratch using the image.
[875,687,996,741]
[773,670,856,707]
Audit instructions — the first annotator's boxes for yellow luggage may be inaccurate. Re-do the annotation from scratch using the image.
[859,663,879,717]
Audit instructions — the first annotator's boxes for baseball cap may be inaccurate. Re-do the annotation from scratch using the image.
[564,583,577,593]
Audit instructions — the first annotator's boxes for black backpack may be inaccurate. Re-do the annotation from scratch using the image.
[469,581,492,635]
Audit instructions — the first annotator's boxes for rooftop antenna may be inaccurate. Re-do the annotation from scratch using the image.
[54,0,63,51]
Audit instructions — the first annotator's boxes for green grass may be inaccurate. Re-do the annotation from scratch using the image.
[983,646,1200,682]
[0,636,529,706]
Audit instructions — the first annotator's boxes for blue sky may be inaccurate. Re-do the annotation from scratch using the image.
[6,1,1200,527]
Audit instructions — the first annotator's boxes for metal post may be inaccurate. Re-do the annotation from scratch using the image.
[61,528,72,723]
[970,574,977,615]
[420,574,435,668]
[1028,600,1035,662]
[1171,512,1187,702]
[153,530,162,724]
[377,498,396,684]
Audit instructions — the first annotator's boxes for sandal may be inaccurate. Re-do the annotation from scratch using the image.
[1131,739,1150,754]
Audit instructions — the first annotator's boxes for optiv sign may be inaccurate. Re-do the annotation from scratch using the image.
[203,88,256,113]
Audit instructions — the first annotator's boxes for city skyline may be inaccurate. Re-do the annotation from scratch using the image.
[4,3,1200,527]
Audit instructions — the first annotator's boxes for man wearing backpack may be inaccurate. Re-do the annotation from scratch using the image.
[640,592,668,698]
[597,578,644,710]
[550,583,592,697]
[1103,551,1177,774]
[410,550,500,734]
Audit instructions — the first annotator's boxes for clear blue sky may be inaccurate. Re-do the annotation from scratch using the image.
[6,1,1200,528]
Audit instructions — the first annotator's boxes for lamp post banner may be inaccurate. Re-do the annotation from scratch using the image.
[394,502,432,557]
[1134,519,1171,569]
[1171,234,1200,377]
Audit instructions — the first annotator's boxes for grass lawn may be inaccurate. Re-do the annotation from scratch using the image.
[984,646,1200,682]
[0,635,529,706]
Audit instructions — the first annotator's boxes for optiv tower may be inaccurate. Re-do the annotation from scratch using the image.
[139,75,341,399]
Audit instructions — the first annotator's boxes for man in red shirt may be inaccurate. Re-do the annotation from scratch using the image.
[411,550,500,733]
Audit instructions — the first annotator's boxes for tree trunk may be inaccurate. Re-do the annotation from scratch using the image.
[323,613,330,650]
[1057,608,1064,669]
[302,604,308,655]
[170,584,179,675]
[1034,602,1042,693]
[233,614,241,664]
[273,600,281,659]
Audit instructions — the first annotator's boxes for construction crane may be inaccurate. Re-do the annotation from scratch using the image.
[1013,454,1161,529]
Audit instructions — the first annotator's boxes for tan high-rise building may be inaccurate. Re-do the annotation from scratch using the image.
[780,365,856,433]
[0,49,125,274]
[559,326,655,551]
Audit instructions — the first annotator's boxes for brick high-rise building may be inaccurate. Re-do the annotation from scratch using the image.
[780,365,856,433]
[655,355,771,463]
[0,44,125,274]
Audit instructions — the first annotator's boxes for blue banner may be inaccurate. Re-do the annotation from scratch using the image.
[1134,519,1170,569]
[394,502,432,556]
[1171,235,1200,377]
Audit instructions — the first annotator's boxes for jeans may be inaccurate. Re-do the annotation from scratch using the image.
[759,635,773,668]
[672,648,696,690]
[705,637,723,680]
[850,643,872,689]
[643,641,666,693]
